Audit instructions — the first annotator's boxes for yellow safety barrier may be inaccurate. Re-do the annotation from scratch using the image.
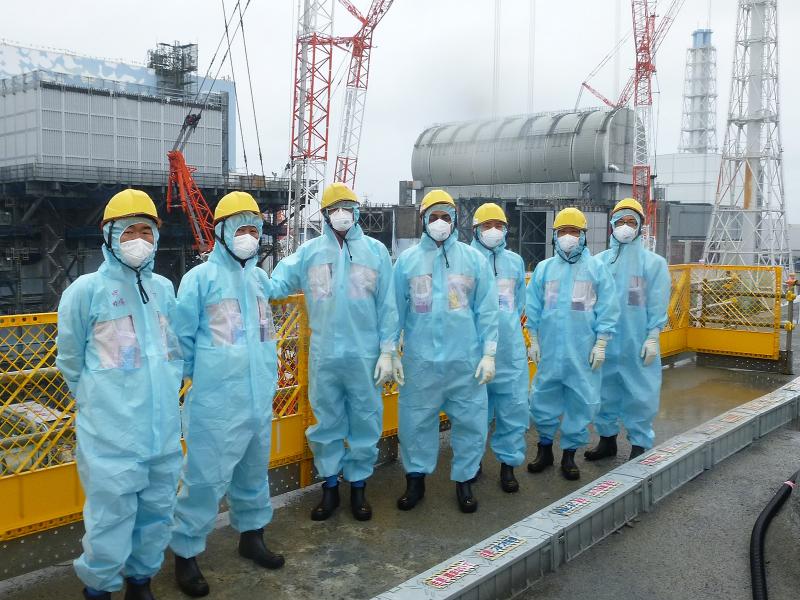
[0,264,786,541]
[664,264,784,360]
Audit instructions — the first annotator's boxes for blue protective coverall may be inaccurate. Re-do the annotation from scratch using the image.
[270,217,398,483]
[170,213,278,559]
[596,233,670,448]
[525,244,619,450]
[470,235,529,467]
[56,218,182,592]
[394,230,499,482]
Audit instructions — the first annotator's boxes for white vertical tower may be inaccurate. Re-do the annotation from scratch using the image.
[703,0,791,269]
[678,29,718,153]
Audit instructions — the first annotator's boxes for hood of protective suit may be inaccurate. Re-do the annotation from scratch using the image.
[609,210,643,251]
[101,216,160,275]
[554,230,588,262]
[421,204,457,246]
[473,228,507,254]
[323,205,363,242]
[211,211,263,267]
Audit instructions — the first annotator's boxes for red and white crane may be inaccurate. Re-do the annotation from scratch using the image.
[333,0,394,188]
[578,0,685,249]
[288,0,394,248]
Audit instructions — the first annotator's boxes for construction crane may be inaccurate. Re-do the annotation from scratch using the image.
[333,0,394,188]
[289,0,394,249]
[577,0,685,249]
[166,113,216,254]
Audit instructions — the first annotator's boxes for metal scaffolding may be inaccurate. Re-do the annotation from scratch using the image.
[703,0,791,269]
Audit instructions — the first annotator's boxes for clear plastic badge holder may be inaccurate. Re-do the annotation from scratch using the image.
[410,275,433,313]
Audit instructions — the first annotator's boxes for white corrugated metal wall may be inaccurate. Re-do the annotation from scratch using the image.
[0,82,223,173]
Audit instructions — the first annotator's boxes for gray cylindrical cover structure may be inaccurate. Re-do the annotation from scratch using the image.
[411,108,633,187]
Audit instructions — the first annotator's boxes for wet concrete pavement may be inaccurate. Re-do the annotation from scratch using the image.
[523,425,800,600]
[1,355,795,600]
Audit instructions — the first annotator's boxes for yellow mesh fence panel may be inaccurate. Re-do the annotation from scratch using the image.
[272,297,304,418]
[687,265,781,332]
[0,314,76,476]
[665,266,691,332]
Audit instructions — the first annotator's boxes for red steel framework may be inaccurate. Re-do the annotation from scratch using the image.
[290,17,336,165]
[333,0,394,187]
[631,0,656,235]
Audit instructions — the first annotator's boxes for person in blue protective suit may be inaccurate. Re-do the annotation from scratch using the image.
[270,182,400,522]
[585,198,670,462]
[169,191,284,598]
[394,189,499,513]
[56,189,183,600]
[525,207,619,481]
[469,203,528,494]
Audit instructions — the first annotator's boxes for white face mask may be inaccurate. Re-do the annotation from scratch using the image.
[480,227,505,249]
[119,238,154,269]
[613,223,637,244]
[427,218,452,242]
[557,234,580,255]
[329,208,354,232]
[232,233,259,260]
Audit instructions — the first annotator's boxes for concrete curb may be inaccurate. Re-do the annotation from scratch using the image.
[372,377,800,600]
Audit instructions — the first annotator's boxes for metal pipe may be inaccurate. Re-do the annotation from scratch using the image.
[0,367,60,383]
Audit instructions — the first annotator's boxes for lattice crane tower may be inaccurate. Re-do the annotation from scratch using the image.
[289,0,334,250]
[703,0,791,269]
[678,29,718,154]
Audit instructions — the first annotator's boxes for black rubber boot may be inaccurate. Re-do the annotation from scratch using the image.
[350,484,372,521]
[629,445,646,460]
[469,462,482,484]
[397,474,425,511]
[83,590,111,600]
[584,435,618,461]
[174,555,210,598]
[527,443,554,473]
[456,481,478,513]
[500,463,519,493]
[560,449,580,481]
[124,578,155,600]
[238,529,285,569]
[310,483,340,521]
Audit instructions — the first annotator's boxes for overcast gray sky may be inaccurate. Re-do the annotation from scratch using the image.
[4,0,799,220]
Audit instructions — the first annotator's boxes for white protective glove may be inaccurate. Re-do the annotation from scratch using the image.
[392,353,405,386]
[588,338,607,371]
[527,334,540,364]
[641,335,659,366]
[373,352,394,387]
[474,355,496,385]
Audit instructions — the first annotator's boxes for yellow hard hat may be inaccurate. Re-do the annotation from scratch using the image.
[214,191,260,223]
[102,189,161,226]
[612,197,645,218]
[321,182,359,210]
[472,202,507,227]
[420,189,456,213]
[553,207,588,231]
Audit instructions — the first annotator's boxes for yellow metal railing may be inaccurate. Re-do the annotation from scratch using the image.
[0,264,787,540]
[663,264,785,360]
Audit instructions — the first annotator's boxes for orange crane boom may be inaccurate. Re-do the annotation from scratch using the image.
[166,113,216,254]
